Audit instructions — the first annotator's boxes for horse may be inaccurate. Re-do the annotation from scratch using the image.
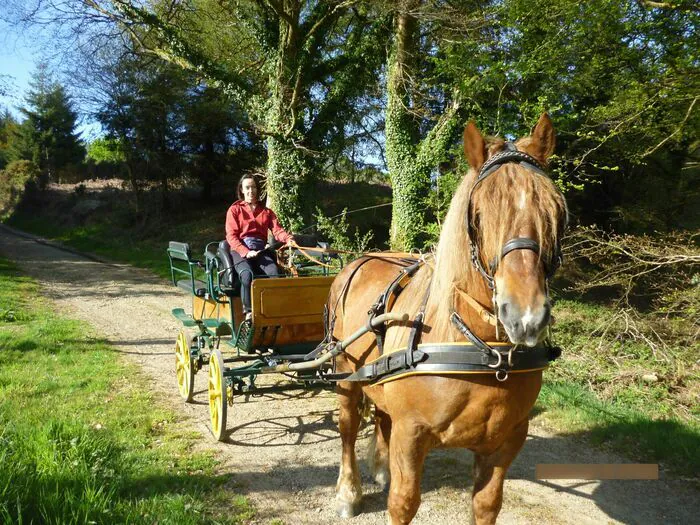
[327,113,568,524]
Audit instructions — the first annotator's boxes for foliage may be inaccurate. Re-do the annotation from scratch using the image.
[86,137,126,164]
[314,207,374,264]
[563,227,700,309]
[16,0,390,228]
[92,52,259,209]
[10,64,85,183]
[3,0,698,235]
[0,258,254,523]
[0,109,20,170]
[0,160,40,219]
[535,294,700,476]
[423,168,465,250]
[432,0,699,231]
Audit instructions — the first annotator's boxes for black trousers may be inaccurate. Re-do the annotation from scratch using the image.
[231,250,279,313]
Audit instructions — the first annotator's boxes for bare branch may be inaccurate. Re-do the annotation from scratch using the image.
[641,96,698,157]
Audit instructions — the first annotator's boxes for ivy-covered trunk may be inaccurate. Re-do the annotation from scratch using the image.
[386,5,462,251]
[386,7,424,251]
[265,136,312,231]
[262,1,311,232]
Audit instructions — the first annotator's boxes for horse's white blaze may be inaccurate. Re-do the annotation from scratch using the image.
[518,190,527,210]
[521,306,533,330]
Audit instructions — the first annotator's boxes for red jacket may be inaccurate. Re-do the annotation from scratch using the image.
[225,200,292,256]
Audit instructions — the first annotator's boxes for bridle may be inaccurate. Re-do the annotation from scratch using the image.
[466,142,564,292]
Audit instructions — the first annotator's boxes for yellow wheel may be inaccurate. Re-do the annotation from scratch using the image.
[208,349,228,441]
[175,330,195,402]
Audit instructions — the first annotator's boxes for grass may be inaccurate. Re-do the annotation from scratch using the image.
[6,214,208,280]
[6,180,392,280]
[0,258,254,524]
[534,298,699,478]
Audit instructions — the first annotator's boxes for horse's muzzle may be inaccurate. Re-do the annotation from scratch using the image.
[499,300,551,347]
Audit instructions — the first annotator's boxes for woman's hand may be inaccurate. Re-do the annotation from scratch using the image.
[246,250,259,259]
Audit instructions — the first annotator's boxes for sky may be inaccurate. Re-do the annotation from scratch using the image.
[0,20,35,116]
[0,19,102,140]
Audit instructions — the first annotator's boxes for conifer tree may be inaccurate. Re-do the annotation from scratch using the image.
[13,64,85,183]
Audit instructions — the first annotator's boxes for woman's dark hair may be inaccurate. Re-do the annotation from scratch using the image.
[236,173,261,201]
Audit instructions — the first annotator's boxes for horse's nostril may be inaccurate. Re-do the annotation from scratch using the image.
[499,302,510,319]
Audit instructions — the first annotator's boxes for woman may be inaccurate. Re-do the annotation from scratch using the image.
[225,173,294,320]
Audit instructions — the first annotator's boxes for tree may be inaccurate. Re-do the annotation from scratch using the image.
[182,83,254,201]
[12,65,85,184]
[0,109,20,170]
[383,1,470,250]
[86,137,126,165]
[11,1,388,229]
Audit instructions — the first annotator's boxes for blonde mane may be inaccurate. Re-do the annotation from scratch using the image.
[427,139,567,341]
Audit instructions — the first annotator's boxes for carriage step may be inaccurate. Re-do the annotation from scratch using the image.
[172,308,197,327]
[172,308,224,330]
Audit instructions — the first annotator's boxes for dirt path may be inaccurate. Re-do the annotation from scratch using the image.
[1,225,696,525]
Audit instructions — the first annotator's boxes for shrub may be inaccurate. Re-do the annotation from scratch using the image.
[0,160,40,219]
[314,207,373,264]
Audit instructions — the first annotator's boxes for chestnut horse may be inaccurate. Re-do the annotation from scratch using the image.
[328,114,567,524]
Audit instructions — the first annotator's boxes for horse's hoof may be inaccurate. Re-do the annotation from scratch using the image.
[336,501,359,518]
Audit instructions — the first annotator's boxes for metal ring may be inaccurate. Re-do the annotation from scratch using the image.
[487,348,503,369]
[496,369,509,382]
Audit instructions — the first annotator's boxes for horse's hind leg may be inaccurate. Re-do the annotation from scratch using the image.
[335,380,363,518]
[368,407,391,490]
[470,418,529,525]
[387,420,430,525]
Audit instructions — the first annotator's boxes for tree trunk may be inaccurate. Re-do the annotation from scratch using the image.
[386,3,462,251]
[386,6,425,251]
[263,1,311,232]
[265,136,312,231]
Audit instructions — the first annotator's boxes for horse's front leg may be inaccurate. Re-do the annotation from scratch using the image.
[470,418,529,525]
[387,419,430,525]
[335,380,364,518]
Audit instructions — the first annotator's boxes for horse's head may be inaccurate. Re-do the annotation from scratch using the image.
[463,114,568,346]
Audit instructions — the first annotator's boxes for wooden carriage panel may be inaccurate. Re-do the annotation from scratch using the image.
[249,276,334,349]
[192,295,243,327]
[251,276,334,327]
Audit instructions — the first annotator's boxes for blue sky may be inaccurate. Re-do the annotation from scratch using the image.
[0,19,101,140]
[0,20,35,116]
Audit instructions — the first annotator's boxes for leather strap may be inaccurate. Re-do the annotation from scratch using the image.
[341,342,558,383]
[367,259,424,356]
[454,287,497,326]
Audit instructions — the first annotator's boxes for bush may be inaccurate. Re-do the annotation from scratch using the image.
[314,207,373,264]
[0,160,40,219]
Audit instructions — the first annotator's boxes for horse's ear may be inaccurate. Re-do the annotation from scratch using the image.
[464,121,487,172]
[524,113,555,164]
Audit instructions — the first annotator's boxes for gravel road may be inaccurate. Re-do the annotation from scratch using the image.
[0,224,696,525]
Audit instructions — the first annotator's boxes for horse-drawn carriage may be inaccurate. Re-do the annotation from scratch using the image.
[167,115,568,524]
[167,237,407,440]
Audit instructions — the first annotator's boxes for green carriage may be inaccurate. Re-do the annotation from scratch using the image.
[167,238,341,440]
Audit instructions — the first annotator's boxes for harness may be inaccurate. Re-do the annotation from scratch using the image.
[366,257,424,355]
[329,142,564,384]
[467,142,564,291]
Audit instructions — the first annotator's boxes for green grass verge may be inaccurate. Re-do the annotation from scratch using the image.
[535,298,699,478]
[6,214,211,280]
[0,258,253,524]
[536,381,699,478]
